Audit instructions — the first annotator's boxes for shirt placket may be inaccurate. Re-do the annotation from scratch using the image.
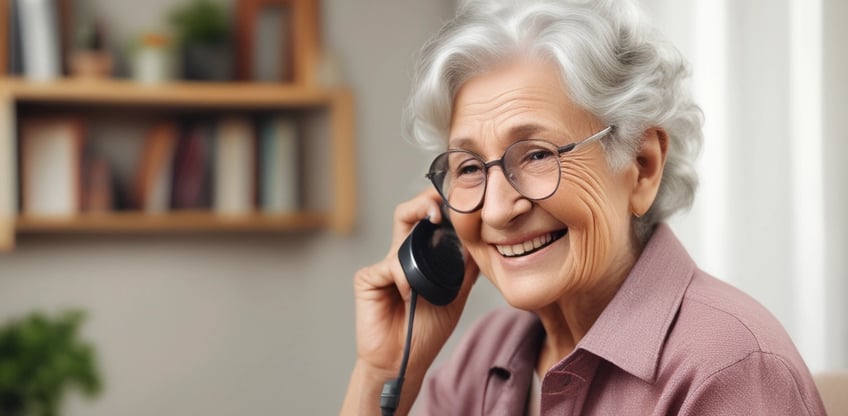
[539,352,598,415]
[481,367,528,416]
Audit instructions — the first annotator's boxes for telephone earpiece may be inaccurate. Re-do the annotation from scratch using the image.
[398,218,465,305]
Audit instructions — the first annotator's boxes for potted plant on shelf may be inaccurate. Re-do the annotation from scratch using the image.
[0,309,103,416]
[168,0,233,81]
[69,19,114,78]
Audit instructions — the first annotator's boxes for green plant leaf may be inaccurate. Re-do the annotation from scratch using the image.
[168,0,230,45]
[0,309,103,416]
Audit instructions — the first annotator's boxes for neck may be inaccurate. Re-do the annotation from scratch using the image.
[534,246,639,376]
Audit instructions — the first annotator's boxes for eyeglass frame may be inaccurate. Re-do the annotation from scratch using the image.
[426,125,615,213]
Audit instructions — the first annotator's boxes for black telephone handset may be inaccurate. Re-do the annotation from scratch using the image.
[380,215,465,415]
[398,217,465,305]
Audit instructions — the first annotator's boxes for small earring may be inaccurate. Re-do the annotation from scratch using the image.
[631,208,642,218]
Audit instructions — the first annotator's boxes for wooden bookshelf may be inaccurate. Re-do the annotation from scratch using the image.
[15,211,328,233]
[0,78,357,250]
[0,77,347,107]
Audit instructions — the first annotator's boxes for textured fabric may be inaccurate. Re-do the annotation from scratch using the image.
[416,224,826,415]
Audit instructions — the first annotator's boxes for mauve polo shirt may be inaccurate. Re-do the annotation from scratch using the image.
[416,224,826,415]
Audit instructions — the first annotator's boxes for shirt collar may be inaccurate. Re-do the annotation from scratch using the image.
[573,223,695,383]
[490,309,545,376]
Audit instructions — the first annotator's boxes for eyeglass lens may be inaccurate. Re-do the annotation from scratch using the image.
[429,140,562,213]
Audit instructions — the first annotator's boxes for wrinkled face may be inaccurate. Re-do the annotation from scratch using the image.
[448,58,638,310]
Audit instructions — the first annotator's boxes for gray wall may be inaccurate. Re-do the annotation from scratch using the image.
[0,1,506,415]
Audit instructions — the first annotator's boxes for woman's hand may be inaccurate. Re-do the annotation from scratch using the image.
[341,188,479,415]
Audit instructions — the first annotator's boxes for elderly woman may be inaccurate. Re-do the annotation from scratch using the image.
[342,0,825,415]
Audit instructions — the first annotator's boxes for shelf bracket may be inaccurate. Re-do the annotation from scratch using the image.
[0,83,17,250]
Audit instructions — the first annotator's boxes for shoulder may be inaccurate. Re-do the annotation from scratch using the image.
[672,269,801,364]
[660,270,825,414]
[677,350,825,415]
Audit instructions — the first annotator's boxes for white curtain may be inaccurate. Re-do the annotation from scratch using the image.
[642,0,847,372]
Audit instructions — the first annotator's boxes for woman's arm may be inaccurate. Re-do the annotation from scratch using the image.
[340,189,479,416]
[341,359,427,415]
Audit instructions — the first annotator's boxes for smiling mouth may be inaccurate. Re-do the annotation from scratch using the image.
[496,229,567,258]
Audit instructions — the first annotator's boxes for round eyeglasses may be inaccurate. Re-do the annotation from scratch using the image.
[426,126,614,213]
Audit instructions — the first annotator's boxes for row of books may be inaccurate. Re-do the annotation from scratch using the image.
[20,115,301,217]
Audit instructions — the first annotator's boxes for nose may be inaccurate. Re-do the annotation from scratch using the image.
[480,165,530,227]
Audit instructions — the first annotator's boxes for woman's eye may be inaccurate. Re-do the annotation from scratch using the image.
[458,164,482,176]
[527,149,554,161]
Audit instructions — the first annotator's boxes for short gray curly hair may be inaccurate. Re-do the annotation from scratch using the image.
[402,0,703,241]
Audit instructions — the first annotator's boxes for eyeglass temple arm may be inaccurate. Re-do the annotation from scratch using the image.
[557,125,614,154]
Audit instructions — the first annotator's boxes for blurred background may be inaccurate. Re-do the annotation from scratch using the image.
[0,0,844,414]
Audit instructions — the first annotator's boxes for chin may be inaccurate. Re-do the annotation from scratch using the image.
[496,280,561,311]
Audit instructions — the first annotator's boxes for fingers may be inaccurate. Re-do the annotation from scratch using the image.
[356,188,446,303]
[354,260,410,302]
[390,188,444,247]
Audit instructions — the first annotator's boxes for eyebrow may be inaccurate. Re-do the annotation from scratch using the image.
[448,123,555,150]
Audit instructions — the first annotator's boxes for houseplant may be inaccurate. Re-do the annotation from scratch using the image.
[69,19,114,78]
[168,0,233,80]
[0,310,102,416]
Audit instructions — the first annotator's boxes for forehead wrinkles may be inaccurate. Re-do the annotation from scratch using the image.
[450,85,567,148]
[455,85,564,122]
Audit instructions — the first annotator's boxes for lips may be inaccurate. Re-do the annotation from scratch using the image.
[495,229,567,257]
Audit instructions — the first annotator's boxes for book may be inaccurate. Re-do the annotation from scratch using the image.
[5,0,24,74]
[253,5,292,82]
[55,0,74,75]
[132,122,179,213]
[17,0,61,80]
[170,123,211,210]
[258,116,299,213]
[0,0,8,73]
[20,117,84,216]
[81,151,113,213]
[214,116,255,214]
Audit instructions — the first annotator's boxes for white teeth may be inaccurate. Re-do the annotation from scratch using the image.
[496,233,556,257]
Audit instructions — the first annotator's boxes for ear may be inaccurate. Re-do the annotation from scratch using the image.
[629,128,668,217]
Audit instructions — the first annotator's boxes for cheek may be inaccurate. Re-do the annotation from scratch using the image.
[554,159,629,284]
[450,212,503,283]
[449,212,483,256]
